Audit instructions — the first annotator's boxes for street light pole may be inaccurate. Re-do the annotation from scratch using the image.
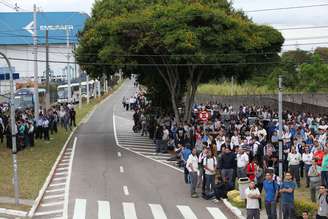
[33,4,39,120]
[66,28,71,104]
[0,52,20,205]
[278,75,283,219]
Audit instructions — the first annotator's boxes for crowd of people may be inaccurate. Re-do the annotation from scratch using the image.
[126,88,328,219]
[0,104,76,152]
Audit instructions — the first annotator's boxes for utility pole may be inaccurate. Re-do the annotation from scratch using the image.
[86,74,90,104]
[66,28,71,104]
[278,75,283,219]
[33,4,39,120]
[231,76,234,96]
[0,52,19,205]
[45,29,50,109]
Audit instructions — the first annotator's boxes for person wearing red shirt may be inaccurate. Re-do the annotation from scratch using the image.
[247,158,257,182]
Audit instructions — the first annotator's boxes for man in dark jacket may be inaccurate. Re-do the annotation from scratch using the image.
[220,147,236,187]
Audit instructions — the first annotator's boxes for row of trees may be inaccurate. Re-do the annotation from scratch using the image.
[256,48,328,92]
[75,0,284,123]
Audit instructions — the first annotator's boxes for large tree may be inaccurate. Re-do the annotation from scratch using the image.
[76,0,284,122]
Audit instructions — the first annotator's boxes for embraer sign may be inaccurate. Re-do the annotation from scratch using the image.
[40,25,74,31]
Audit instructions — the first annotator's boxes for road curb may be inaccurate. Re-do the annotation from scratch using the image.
[222,199,245,219]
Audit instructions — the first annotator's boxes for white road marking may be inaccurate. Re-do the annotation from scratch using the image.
[120,166,124,173]
[43,194,64,200]
[98,201,111,219]
[57,167,69,171]
[117,151,122,157]
[122,202,138,219]
[72,199,86,219]
[34,209,63,216]
[63,137,78,219]
[40,201,64,207]
[206,207,228,219]
[149,204,168,219]
[53,177,67,181]
[55,172,67,176]
[177,205,197,219]
[46,188,65,193]
[49,182,66,187]
[123,186,129,196]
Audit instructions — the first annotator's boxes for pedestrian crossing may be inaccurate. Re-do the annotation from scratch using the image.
[71,199,227,219]
[114,115,175,165]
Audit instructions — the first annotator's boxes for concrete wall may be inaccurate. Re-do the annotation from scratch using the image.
[195,93,328,115]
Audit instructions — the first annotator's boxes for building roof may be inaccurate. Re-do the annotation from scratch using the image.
[0,12,89,45]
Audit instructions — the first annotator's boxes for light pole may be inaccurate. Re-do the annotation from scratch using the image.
[0,52,20,205]
[278,75,283,219]
[66,28,71,104]
[33,4,39,120]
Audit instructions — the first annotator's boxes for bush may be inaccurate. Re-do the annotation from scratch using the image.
[294,199,317,217]
[227,190,245,208]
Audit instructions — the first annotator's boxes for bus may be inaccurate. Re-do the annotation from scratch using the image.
[57,80,95,104]
[14,88,46,110]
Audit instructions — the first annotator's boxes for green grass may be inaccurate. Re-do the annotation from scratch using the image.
[197,81,275,96]
[0,80,123,203]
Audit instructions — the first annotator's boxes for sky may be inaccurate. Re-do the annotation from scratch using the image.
[0,0,328,51]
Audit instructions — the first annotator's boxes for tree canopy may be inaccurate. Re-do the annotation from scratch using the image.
[76,0,284,122]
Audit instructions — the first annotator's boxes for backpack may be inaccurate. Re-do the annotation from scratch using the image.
[319,194,328,204]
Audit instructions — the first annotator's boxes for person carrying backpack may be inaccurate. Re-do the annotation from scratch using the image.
[317,185,328,219]
[203,149,217,194]
[263,172,279,219]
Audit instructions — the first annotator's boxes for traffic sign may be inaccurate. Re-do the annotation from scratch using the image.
[0,73,19,80]
[199,111,209,121]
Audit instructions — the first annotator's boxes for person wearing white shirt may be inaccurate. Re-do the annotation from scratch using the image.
[302,146,313,187]
[237,148,249,178]
[203,150,217,193]
[245,181,261,219]
[230,131,240,149]
[187,148,199,198]
[287,146,301,187]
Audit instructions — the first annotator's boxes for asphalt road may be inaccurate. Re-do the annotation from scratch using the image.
[67,79,237,219]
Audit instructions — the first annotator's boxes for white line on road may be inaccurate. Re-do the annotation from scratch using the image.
[98,201,111,219]
[149,204,168,219]
[120,166,124,173]
[46,188,65,193]
[177,205,197,219]
[117,151,122,157]
[122,202,138,219]
[206,207,228,219]
[34,209,63,216]
[40,201,64,207]
[63,137,78,219]
[52,177,67,181]
[49,182,66,187]
[57,167,69,171]
[43,194,64,200]
[72,199,86,219]
[123,185,129,196]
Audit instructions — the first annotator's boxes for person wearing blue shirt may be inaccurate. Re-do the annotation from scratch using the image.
[181,145,192,184]
[279,172,296,219]
[263,172,279,219]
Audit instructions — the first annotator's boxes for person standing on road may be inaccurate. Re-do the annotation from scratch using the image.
[161,126,169,153]
[308,159,322,202]
[279,172,296,219]
[263,172,278,219]
[154,124,163,154]
[245,181,261,219]
[321,148,328,187]
[237,148,249,178]
[203,149,217,194]
[220,147,236,187]
[288,146,302,187]
[302,146,313,187]
[187,148,199,198]
[181,145,192,184]
[317,185,328,219]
